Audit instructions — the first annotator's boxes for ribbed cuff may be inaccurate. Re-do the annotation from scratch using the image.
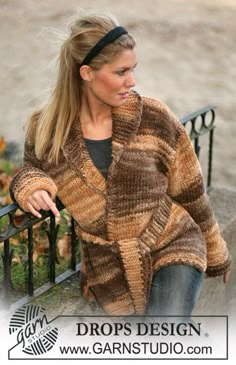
[11,168,58,211]
[206,255,232,277]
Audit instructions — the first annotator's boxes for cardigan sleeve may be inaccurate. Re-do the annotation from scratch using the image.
[9,126,58,211]
[167,124,231,277]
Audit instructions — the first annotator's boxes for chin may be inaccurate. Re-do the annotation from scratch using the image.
[110,98,128,108]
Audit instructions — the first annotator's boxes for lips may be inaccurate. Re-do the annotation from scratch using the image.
[118,91,129,98]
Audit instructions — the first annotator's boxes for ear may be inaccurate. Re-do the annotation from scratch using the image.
[79,65,94,82]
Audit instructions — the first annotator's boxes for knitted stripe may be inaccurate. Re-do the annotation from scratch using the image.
[102,297,134,315]
[128,135,174,170]
[153,253,207,274]
[118,238,148,314]
[107,211,153,240]
[181,194,215,230]
[56,168,107,235]
[206,257,232,276]
[204,222,230,266]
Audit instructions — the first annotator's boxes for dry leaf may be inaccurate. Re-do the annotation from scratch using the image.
[0,178,4,191]
[14,214,26,226]
[19,230,28,240]
[12,255,21,264]
[37,241,49,253]
[0,196,7,205]
[1,175,11,192]
[0,136,6,154]
[11,238,21,246]
[33,250,39,262]
[57,235,71,258]
[6,195,13,204]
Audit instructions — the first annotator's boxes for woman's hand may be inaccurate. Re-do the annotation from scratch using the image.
[26,189,60,218]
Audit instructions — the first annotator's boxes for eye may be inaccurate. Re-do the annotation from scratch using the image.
[117,70,126,76]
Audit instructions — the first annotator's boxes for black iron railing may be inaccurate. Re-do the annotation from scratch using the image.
[0,200,80,311]
[0,105,216,311]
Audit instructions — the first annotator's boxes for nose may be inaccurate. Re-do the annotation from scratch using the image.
[126,72,136,88]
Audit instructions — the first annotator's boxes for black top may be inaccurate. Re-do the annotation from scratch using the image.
[84,137,112,179]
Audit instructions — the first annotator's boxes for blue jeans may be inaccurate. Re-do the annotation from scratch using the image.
[147,264,204,320]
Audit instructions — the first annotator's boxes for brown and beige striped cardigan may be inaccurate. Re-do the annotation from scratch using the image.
[10,90,231,315]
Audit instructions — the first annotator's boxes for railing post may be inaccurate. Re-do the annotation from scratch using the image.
[2,239,14,303]
[27,226,34,296]
[194,137,201,158]
[70,218,77,271]
[48,213,56,283]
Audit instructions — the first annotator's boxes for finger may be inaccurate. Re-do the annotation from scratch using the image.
[41,193,60,217]
[26,202,42,218]
[27,197,43,212]
[29,193,50,211]
[223,272,229,284]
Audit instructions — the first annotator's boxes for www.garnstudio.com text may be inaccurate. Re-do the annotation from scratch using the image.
[59,341,212,356]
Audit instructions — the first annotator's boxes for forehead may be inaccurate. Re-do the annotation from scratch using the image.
[104,48,137,68]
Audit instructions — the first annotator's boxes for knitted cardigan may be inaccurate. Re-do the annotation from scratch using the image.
[10,90,231,315]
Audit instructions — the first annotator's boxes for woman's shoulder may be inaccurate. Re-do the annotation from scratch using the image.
[142,95,177,121]
[140,95,184,135]
[25,110,42,144]
[142,95,169,110]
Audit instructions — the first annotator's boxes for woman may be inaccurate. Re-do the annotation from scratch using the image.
[10,14,231,317]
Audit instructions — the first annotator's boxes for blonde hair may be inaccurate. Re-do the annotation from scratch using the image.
[29,14,136,164]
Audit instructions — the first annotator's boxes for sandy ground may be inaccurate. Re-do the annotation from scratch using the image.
[1,0,236,189]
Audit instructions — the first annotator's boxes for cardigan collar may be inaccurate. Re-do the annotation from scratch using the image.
[62,90,143,192]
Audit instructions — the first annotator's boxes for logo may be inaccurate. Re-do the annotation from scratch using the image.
[9,304,58,355]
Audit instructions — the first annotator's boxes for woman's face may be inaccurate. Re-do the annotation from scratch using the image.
[85,48,137,107]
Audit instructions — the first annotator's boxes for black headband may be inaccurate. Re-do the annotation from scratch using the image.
[80,26,128,67]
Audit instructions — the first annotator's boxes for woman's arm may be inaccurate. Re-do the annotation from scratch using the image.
[10,126,59,217]
[167,124,231,280]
